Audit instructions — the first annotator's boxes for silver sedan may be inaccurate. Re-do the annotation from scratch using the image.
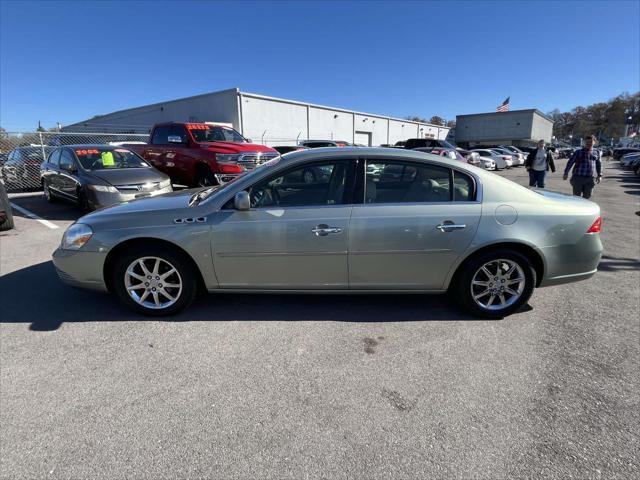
[52,148,603,319]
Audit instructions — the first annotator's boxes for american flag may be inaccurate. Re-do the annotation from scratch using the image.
[496,97,510,112]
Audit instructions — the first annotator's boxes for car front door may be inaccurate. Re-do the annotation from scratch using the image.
[348,158,482,290]
[210,159,355,289]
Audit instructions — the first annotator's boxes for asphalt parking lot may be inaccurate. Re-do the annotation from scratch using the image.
[1,159,639,479]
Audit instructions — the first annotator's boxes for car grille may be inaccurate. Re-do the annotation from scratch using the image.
[114,182,162,193]
[238,152,279,170]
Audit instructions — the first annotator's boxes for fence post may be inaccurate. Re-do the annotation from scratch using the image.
[38,132,46,161]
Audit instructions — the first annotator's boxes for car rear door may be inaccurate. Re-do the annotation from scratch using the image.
[58,149,80,200]
[348,158,482,290]
[43,149,61,193]
[210,159,355,289]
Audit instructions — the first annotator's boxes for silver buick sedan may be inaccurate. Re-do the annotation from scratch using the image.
[52,148,603,319]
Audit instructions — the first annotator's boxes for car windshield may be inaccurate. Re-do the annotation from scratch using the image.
[189,155,282,206]
[188,125,247,143]
[75,148,150,170]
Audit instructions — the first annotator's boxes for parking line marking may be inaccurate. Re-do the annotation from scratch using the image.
[9,203,59,230]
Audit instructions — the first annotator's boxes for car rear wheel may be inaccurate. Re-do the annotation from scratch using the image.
[0,181,15,232]
[453,249,535,319]
[112,244,197,316]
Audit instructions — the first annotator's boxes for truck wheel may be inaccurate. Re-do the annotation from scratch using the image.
[195,168,216,187]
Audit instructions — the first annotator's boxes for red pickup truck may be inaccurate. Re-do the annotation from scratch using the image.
[127,122,278,187]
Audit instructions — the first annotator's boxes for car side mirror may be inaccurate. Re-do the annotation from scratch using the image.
[234,191,250,211]
[245,138,252,143]
[168,135,185,144]
[62,163,76,173]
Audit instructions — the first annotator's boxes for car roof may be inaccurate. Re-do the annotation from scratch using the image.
[278,147,477,173]
[56,144,130,149]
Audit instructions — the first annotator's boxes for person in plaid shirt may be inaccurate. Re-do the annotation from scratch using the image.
[563,135,602,199]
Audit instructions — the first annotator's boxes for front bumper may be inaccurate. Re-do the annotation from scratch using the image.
[86,186,172,209]
[52,248,109,292]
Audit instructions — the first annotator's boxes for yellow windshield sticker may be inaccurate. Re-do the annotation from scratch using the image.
[101,151,115,166]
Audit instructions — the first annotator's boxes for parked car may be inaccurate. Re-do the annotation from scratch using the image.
[126,122,278,187]
[393,141,407,148]
[491,147,524,166]
[298,140,351,148]
[613,147,640,160]
[53,148,602,319]
[2,146,55,190]
[414,147,466,162]
[405,138,456,150]
[0,180,14,231]
[40,145,173,211]
[620,152,640,167]
[455,148,482,166]
[470,149,513,170]
[272,145,308,155]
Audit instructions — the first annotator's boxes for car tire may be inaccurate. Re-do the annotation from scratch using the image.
[43,181,56,203]
[0,181,15,232]
[112,244,198,316]
[195,167,216,187]
[452,249,536,319]
[77,189,89,211]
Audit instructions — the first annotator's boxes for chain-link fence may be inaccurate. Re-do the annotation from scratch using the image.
[0,131,149,191]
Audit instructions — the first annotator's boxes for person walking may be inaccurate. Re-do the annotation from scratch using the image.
[563,135,602,199]
[525,139,556,188]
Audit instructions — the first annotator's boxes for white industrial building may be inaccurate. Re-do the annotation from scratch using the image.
[64,88,450,147]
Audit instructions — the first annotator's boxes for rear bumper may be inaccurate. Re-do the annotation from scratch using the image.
[538,233,603,287]
[52,248,108,292]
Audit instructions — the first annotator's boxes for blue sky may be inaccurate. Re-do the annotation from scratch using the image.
[1,0,638,131]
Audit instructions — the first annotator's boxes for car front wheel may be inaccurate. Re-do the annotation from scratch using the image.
[112,245,197,316]
[453,250,535,319]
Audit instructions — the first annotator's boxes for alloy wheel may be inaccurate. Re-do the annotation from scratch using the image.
[124,256,183,310]
[470,259,525,311]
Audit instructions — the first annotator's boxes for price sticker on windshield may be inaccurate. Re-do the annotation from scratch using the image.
[187,124,209,130]
[75,149,100,155]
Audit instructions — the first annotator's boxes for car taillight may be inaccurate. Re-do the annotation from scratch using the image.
[586,216,602,233]
[218,164,243,174]
[502,156,510,160]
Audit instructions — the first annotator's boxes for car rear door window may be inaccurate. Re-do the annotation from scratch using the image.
[48,149,61,166]
[248,161,351,208]
[364,160,451,203]
[453,170,475,201]
[151,126,170,145]
[59,149,75,170]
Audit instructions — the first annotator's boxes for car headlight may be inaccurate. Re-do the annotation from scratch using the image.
[216,154,240,163]
[89,184,118,193]
[159,179,171,189]
[61,223,93,250]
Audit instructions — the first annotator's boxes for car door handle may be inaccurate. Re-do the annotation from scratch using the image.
[436,223,466,232]
[312,224,343,236]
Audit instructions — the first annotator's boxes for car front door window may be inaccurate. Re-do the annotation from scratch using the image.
[249,161,349,208]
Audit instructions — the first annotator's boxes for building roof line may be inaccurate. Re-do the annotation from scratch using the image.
[456,108,554,123]
[238,90,449,129]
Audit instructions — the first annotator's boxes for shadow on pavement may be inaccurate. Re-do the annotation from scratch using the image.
[1,261,482,331]
[10,194,83,222]
[598,255,640,272]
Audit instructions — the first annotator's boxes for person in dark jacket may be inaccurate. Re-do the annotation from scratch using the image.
[525,139,556,188]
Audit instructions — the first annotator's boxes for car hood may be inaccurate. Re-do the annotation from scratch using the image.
[87,167,168,186]
[80,189,202,224]
[198,142,277,154]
